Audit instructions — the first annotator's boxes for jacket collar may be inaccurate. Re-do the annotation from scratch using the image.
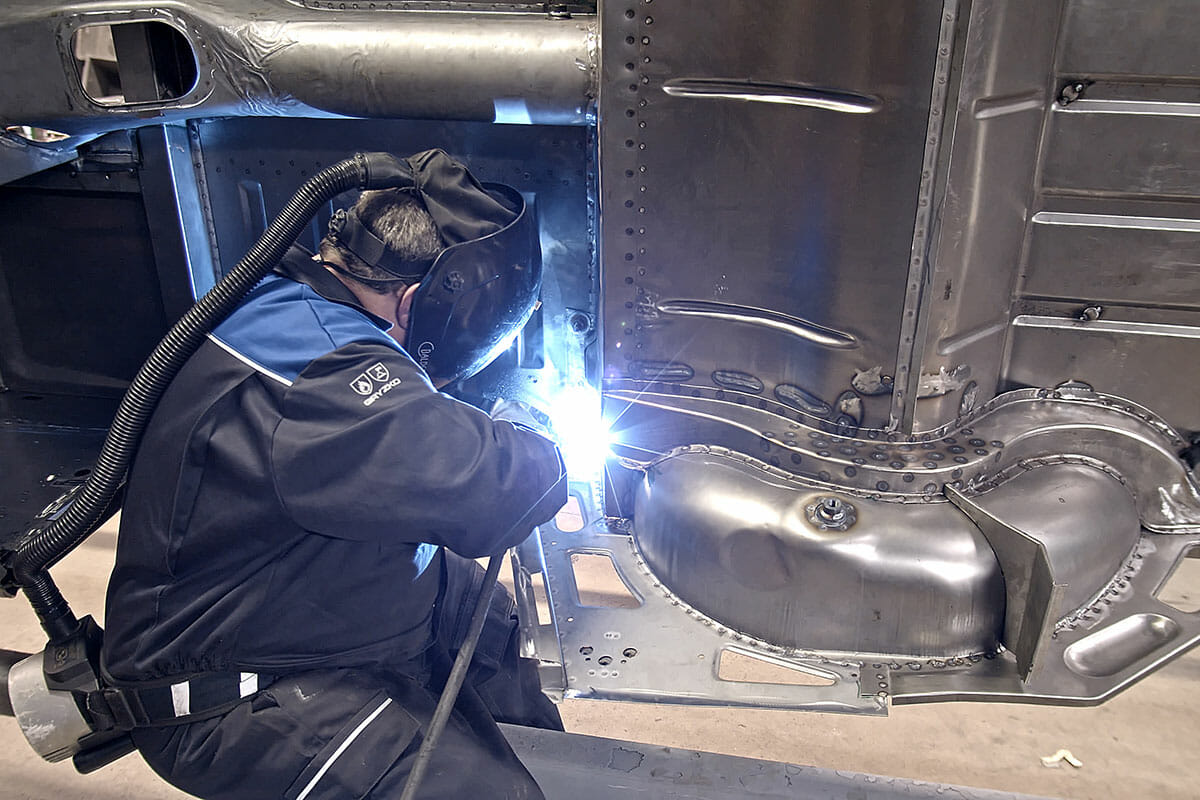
[273,245,393,331]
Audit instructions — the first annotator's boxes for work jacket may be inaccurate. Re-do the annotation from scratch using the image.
[102,247,565,683]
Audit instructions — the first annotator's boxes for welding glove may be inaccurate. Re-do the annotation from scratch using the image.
[489,398,554,440]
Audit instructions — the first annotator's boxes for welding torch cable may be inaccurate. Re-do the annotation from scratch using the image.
[399,551,505,800]
[402,419,566,798]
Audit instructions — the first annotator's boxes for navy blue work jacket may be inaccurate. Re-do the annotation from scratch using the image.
[102,247,565,682]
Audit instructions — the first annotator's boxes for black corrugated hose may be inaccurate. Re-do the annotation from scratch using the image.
[12,152,395,643]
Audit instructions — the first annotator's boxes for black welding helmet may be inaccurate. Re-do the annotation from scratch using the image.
[327,149,540,383]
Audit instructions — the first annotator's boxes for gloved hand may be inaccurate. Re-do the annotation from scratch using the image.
[490,398,553,439]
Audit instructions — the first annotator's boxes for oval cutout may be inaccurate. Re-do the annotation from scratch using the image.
[73,21,198,106]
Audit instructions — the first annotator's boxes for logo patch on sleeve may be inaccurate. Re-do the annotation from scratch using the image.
[349,362,402,406]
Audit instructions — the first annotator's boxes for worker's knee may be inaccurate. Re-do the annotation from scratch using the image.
[131,669,544,800]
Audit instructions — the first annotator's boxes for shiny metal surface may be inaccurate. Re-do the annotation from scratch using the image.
[890,0,960,431]
[242,14,595,125]
[957,466,1142,620]
[146,125,217,300]
[907,0,1064,431]
[599,0,945,435]
[948,483,1066,680]
[1058,0,1200,78]
[595,381,1200,704]
[514,481,889,714]
[633,448,1005,657]
[522,378,1200,708]
[8,652,91,762]
[1025,212,1200,308]
[659,78,882,114]
[1042,110,1200,199]
[805,497,857,532]
[0,133,81,186]
[0,1,596,137]
[946,464,1145,679]
[890,528,1200,706]
[1006,316,1200,435]
[1000,1,1200,436]
[608,384,1200,531]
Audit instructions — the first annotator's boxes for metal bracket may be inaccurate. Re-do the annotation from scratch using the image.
[946,485,1065,678]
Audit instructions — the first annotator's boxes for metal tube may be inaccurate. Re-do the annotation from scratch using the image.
[0,3,597,137]
[260,16,597,125]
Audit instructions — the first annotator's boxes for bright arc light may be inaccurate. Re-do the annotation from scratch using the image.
[547,383,611,476]
[478,328,522,372]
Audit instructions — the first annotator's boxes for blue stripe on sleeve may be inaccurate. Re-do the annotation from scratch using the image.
[212,276,402,382]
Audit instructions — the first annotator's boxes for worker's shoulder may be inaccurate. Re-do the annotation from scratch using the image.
[211,275,400,384]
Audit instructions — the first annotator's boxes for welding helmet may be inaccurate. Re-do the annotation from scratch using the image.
[327,149,540,383]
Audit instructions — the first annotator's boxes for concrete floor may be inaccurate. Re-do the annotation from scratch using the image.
[3,518,1199,800]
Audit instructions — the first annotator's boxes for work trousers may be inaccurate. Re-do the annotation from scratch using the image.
[130,553,562,799]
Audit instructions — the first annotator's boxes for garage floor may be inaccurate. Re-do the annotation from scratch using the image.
[3,518,1198,800]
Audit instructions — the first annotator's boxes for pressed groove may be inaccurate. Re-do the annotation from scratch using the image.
[662,78,880,114]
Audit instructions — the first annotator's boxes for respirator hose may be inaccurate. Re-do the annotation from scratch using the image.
[12,153,393,642]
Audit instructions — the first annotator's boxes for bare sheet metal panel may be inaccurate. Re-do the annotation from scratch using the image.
[632,449,1005,658]
[599,0,944,435]
[1058,0,1200,78]
[908,0,1064,431]
[501,723,1057,800]
[1003,0,1200,436]
[1023,211,1200,309]
[1006,314,1200,433]
[1042,110,1200,199]
[192,117,591,285]
[189,116,595,392]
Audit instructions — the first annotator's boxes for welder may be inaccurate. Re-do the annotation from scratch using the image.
[99,150,566,799]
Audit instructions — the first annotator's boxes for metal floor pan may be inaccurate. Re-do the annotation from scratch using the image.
[502,724,1057,800]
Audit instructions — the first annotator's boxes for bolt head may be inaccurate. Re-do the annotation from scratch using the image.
[805,496,857,531]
